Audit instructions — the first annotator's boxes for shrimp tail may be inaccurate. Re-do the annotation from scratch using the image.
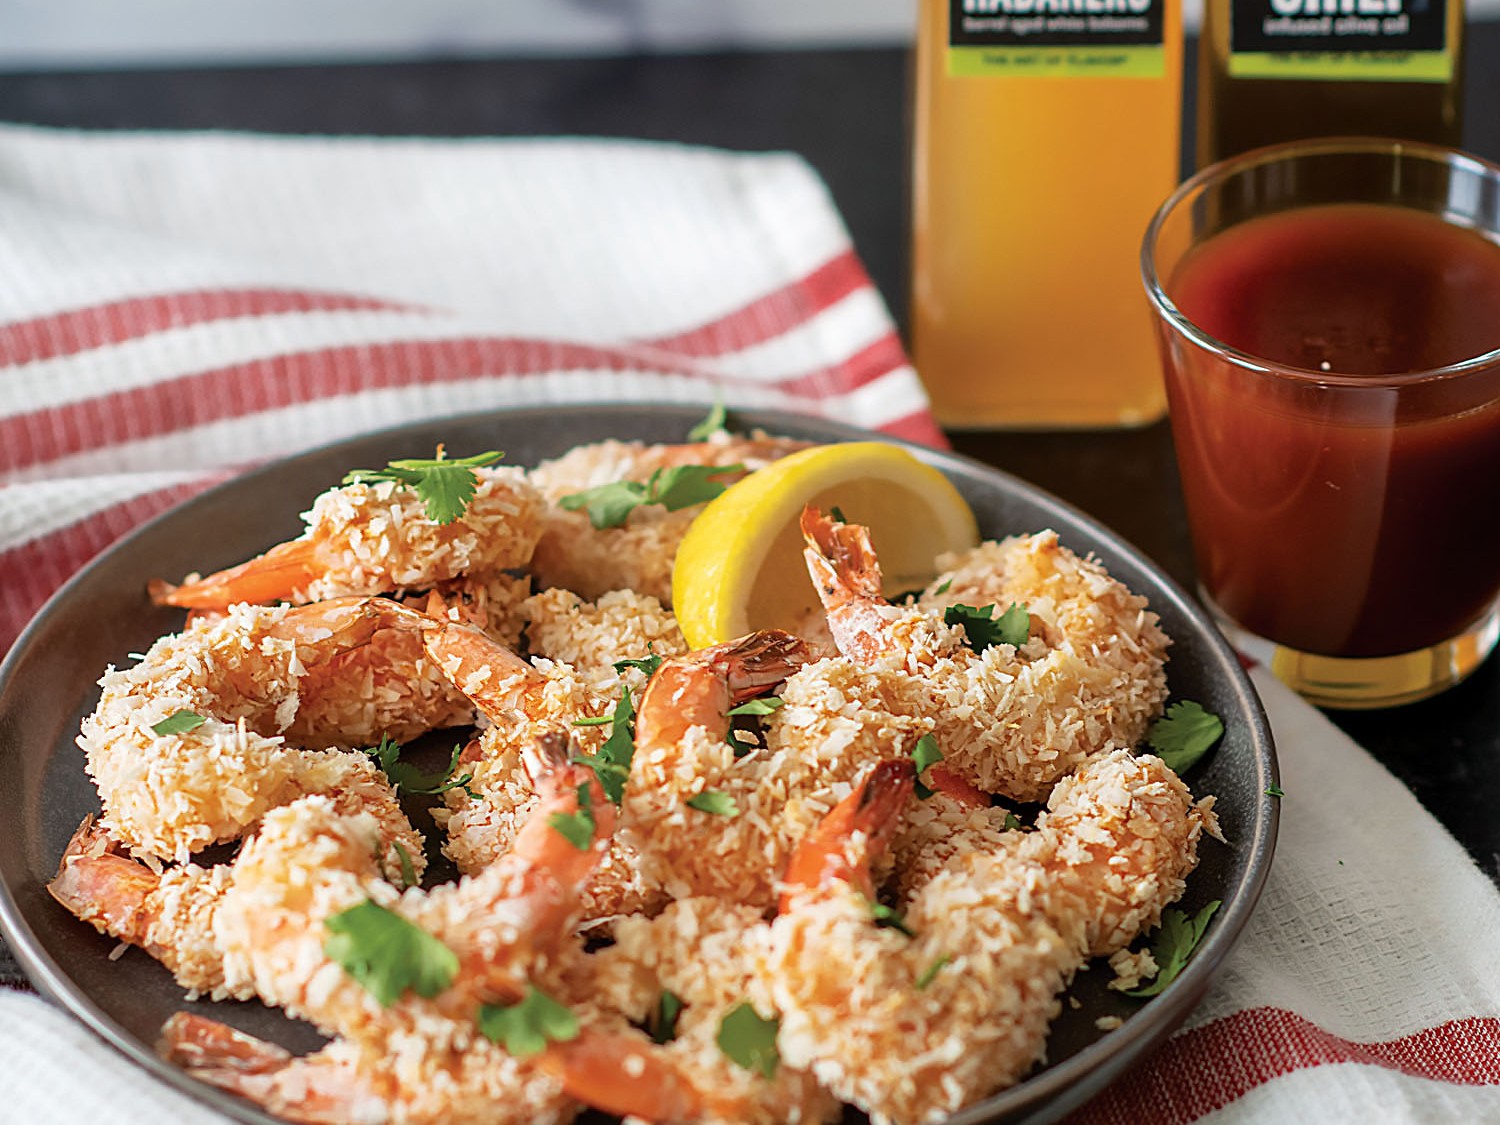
[148,539,322,611]
[160,1014,379,1125]
[47,815,159,943]
[701,628,815,705]
[801,506,884,603]
[780,758,915,910]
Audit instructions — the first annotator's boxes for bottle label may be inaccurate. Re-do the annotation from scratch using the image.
[946,0,1167,77]
[1228,0,1451,81]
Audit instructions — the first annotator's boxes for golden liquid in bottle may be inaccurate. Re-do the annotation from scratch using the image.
[1196,0,1464,167]
[910,0,1182,429]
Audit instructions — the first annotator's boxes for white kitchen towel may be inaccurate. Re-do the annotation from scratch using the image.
[1,124,1498,1124]
[0,122,939,653]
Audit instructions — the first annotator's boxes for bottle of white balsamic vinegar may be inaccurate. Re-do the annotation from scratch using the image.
[911,0,1184,429]
[1196,0,1464,167]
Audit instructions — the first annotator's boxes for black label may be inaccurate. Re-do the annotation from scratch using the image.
[949,0,1165,49]
[1230,0,1446,54]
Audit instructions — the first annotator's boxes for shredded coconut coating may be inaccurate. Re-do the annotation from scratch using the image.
[583,898,838,1125]
[528,434,807,604]
[293,467,545,603]
[522,587,687,696]
[870,531,1174,801]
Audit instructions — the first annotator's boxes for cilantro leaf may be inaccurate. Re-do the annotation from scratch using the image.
[1266,783,1285,798]
[1002,811,1023,831]
[647,463,743,512]
[726,696,784,717]
[911,733,944,801]
[727,729,759,758]
[366,737,474,797]
[572,687,636,805]
[1147,701,1225,775]
[916,954,951,990]
[478,986,580,1058]
[687,401,728,441]
[343,450,504,525]
[559,479,648,530]
[548,784,597,851]
[1123,900,1221,998]
[323,899,458,1007]
[651,989,684,1044]
[829,505,848,524]
[932,577,953,596]
[717,1002,780,1079]
[613,649,665,679]
[151,710,207,736]
[687,791,739,816]
[558,464,742,530]
[943,603,1030,653]
[571,716,613,727]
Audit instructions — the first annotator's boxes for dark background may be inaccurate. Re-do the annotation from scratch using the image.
[1,33,1498,993]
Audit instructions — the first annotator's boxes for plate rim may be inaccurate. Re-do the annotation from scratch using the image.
[0,400,1279,1125]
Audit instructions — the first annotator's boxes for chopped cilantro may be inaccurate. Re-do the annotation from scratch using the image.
[548,784,597,851]
[932,577,953,596]
[869,899,915,938]
[829,505,848,524]
[916,955,951,990]
[478,986,580,1058]
[1002,811,1023,831]
[571,687,636,805]
[343,449,504,525]
[717,1002,780,1079]
[613,649,665,679]
[151,710,207,736]
[365,736,474,797]
[1148,701,1225,774]
[1123,900,1221,998]
[323,899,458,1007]
[391,841,418,890]
[687,791,739,817]
[726,729,759,758]
[911,733,944,801]
[687,401,729,442]
[571,715,613,727]
[651,989,684,1044]
[726,696,784,717]
[559,463,744,529]
[1265,783,1285,798]
[943,602,1030,653]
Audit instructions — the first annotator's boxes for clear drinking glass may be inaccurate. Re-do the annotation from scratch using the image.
[1142,138,1500,708]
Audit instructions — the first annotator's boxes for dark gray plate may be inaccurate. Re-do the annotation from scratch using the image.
[0,403,1277,1125]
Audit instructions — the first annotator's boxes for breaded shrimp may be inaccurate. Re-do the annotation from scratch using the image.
[216,734,613,1041]
[80,597,450,861]
[802,507,1170,801]
[150,464,544,610]
[756,751,1216,1125]
[527,433,808,604]
[520,586,687,697]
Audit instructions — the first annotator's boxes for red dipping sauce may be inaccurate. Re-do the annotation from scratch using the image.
[1162,203,1500,658]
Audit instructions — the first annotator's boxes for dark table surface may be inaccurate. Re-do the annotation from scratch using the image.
[1,33,1498,994]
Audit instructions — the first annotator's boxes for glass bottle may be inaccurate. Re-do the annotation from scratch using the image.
[910,0,1184,429]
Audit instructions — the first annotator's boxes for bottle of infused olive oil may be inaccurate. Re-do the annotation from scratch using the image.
[1196,0,1464,167]
[910,0,1184,429]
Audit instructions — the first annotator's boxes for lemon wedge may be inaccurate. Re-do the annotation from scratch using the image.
[672,441,980,649]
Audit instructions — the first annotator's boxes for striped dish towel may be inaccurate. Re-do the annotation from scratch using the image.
[2,125,1498,1124]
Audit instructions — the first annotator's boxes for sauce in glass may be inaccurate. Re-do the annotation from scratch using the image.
[1163,203,1500,657]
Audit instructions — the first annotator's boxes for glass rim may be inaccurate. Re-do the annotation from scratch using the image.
[1140,135,1500,389]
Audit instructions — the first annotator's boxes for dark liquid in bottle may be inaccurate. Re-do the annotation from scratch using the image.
[1163,204,1500,657]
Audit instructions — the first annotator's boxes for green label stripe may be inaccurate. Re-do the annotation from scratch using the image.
[1228,49,1451,81]
[948,44,1165,77]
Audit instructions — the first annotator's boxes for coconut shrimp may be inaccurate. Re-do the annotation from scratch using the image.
[161,1010,576,1125]
[562,897,837,1125]
[802,506,1170,802]
[150,463,544,611]
[80,596,457,862]
[623,632,933,909]
[520,585,687,697]
[755,751,1215,1125]
[527,432,809,604]
[215,732,612,1040]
